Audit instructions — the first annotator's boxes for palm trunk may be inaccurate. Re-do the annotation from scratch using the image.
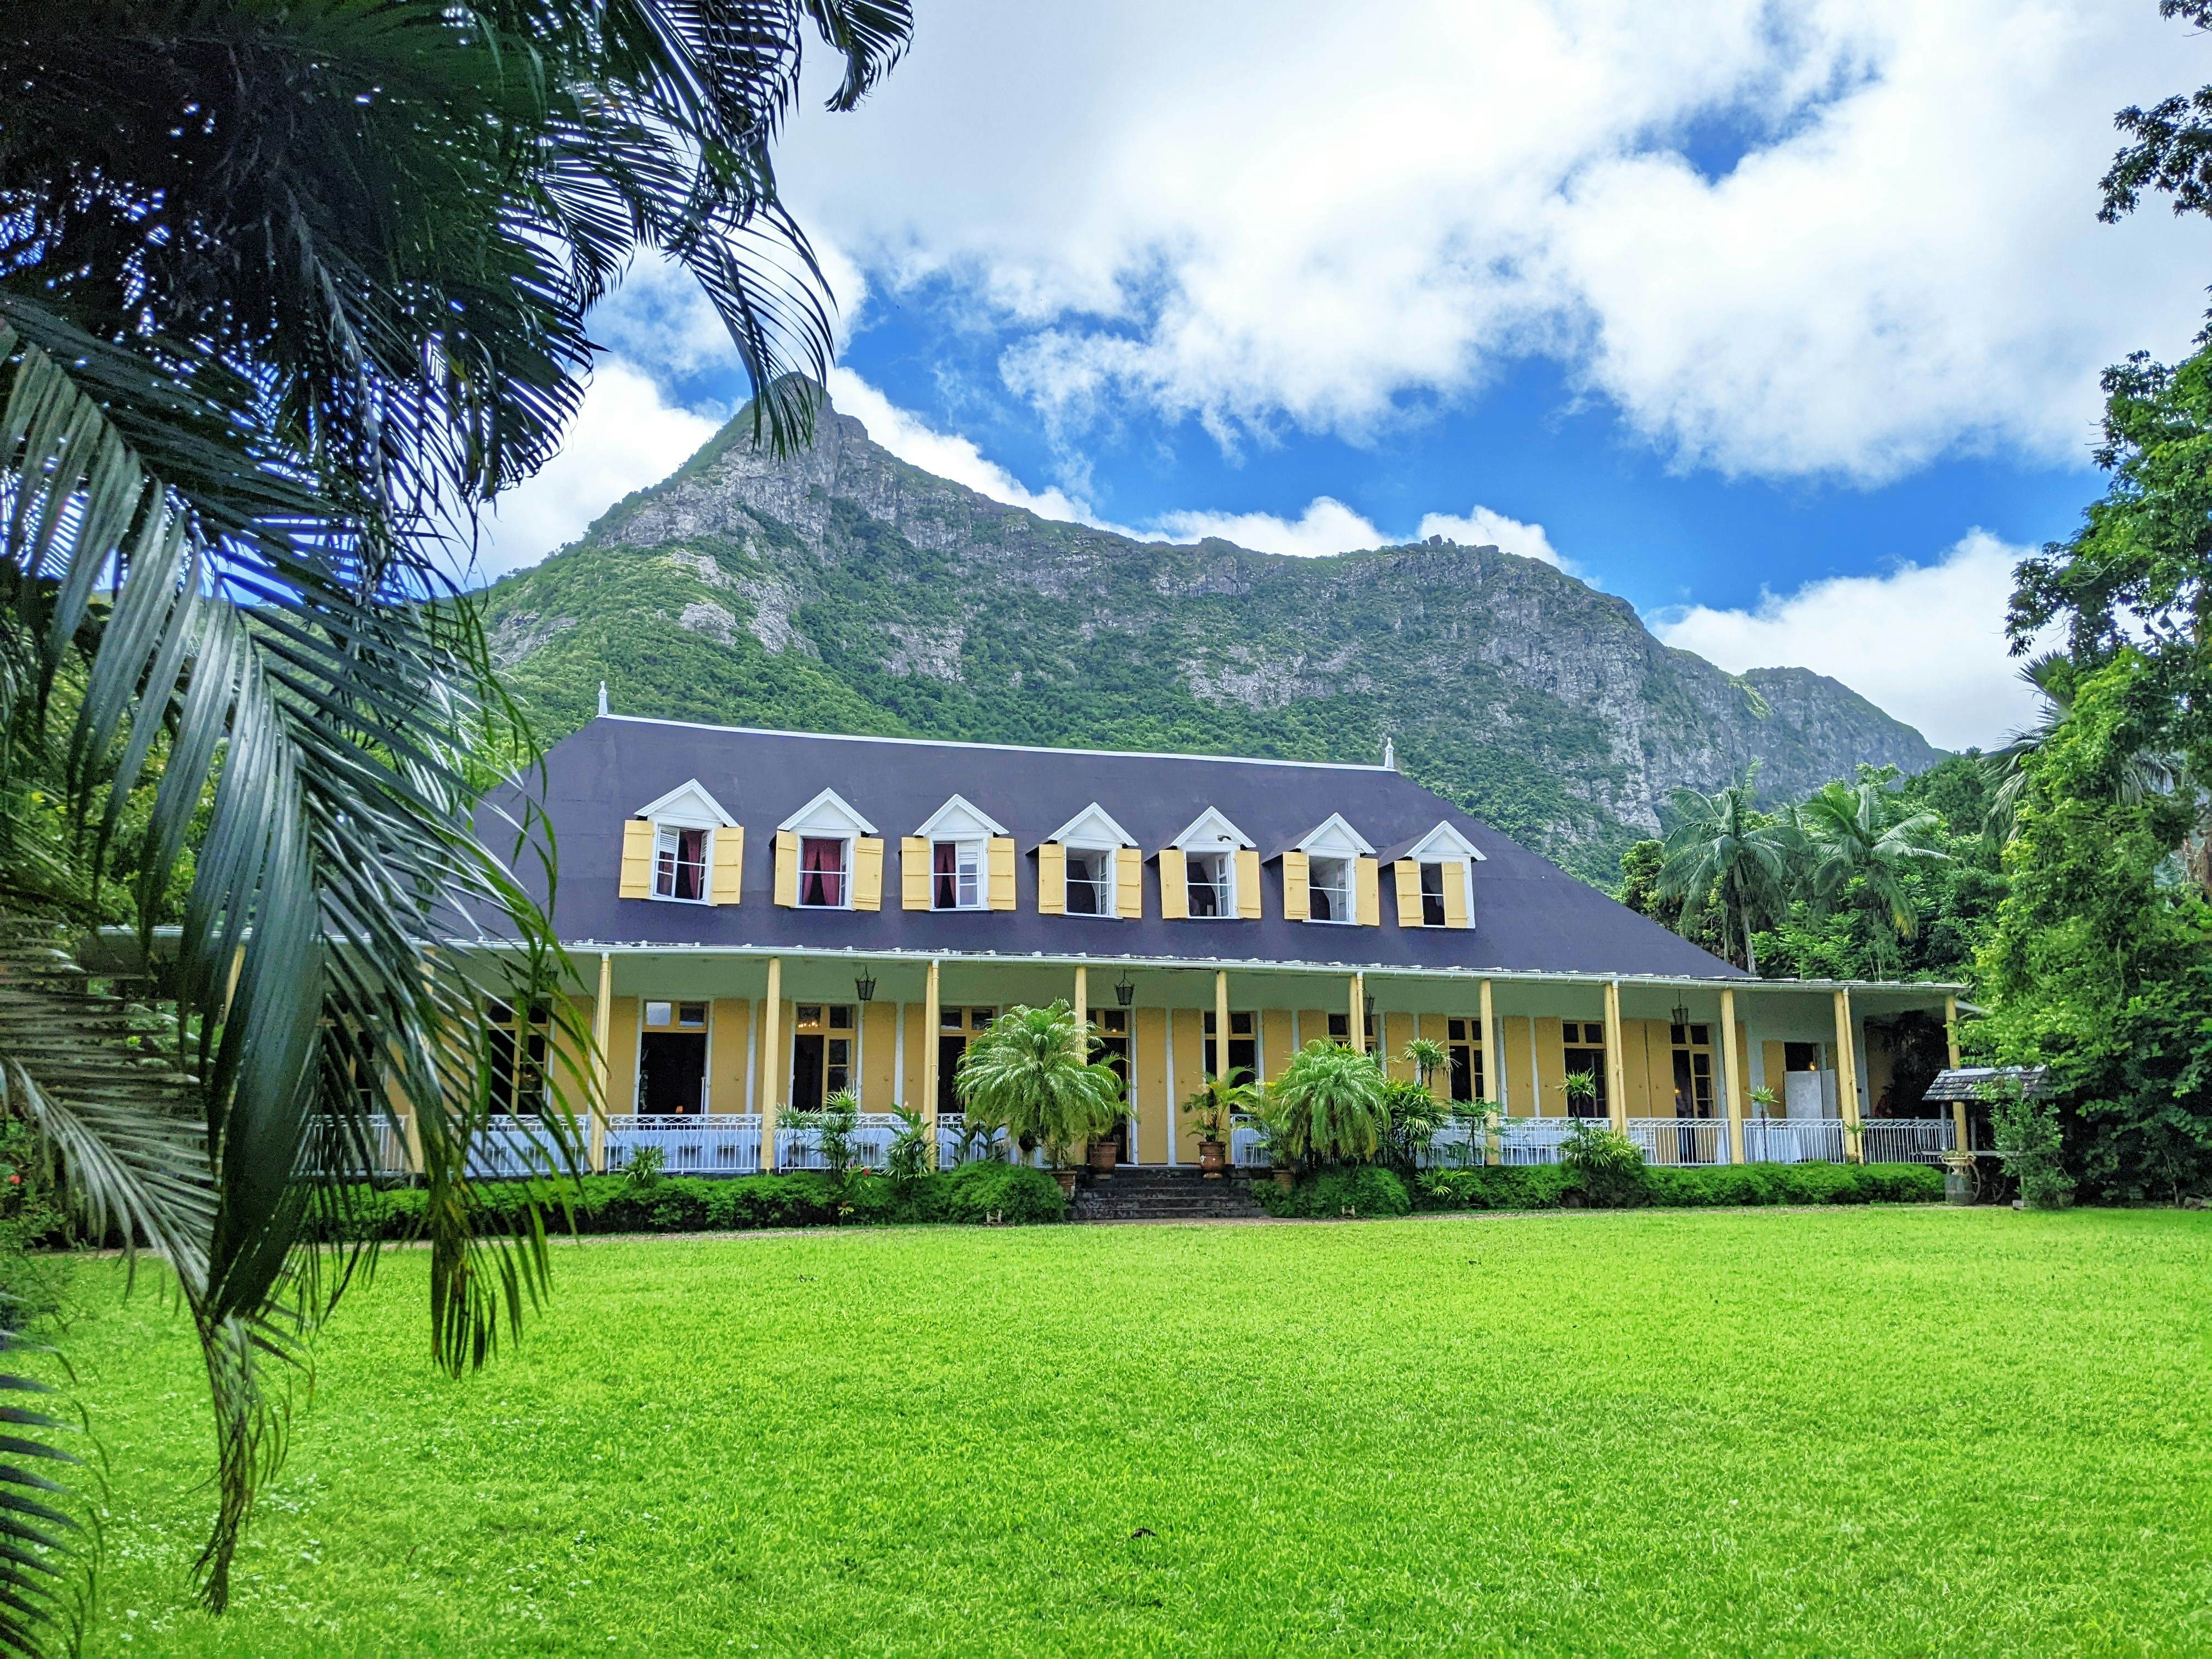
[1742,911,1758,976]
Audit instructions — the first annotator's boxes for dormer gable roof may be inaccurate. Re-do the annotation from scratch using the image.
[634,779,737,828]
[777,786,876,837]
[1380,820,1486,864]
[1275,812,1375,860]
[913,793,1007,840]
[1042,802,1138,849]
[1169,806,1254,851]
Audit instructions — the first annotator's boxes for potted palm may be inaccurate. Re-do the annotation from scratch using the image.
[1560,1069,1600,1119]
[1181,1069,1258,1179]
[1268,1041,1390,1169]
[955,1001,1124,1198]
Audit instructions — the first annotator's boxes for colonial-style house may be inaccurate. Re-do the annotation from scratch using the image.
[469,713,1969,1176]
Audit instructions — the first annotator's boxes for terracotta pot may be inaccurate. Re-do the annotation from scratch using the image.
[1271,1168,1295,1192]
[1087,1138,1119,1174]
[1053,1168,1080,1198]
[1198,1138,1225,1179]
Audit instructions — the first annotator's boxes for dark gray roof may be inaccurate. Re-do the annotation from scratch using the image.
[1923,1066,2049,1102]
[489,716,1743,979]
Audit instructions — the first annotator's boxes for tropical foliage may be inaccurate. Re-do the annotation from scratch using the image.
[1265,1042,1389,1166]
[955,1003,1124,1168]
[1178,1069,1260,1144]
[0,0,913,1634]
[1654,770,1800,971]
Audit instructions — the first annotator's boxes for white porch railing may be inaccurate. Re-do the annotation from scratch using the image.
[1229,1115,1268,1169]
[1498,1117,1589,1165]
[607,1114,762,1176]
[1742,1118,1847,1164]
[1861,1117,1957,1163]
[466,1119,567,1180]
[776,1113,901,1172]
[1628,1117,1730,1167]
[302,1114,413,1178]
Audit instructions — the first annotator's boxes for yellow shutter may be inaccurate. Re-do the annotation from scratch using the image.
[1393,859,1422,927]
[1442,859,1470,928]
[709,825,744,905]
[1116,847,1142,918]
[988,836,1017,911]
[853,837,884,910]
[1235,848,1262,919]
[774,830,798,907]
[619,819,654,899]
[1158,849,1188,919]
[1281,851,1310,921]
[1355,857,1380,926]
[901,837,930,910]
[1036,842,1065,915]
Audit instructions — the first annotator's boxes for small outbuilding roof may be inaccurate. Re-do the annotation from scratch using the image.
[1922,1065,2050,1103]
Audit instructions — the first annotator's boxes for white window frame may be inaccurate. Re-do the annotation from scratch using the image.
[1393,820,1484,927]
[1047,803,1139,923]
[633,780,737,906]
[1170,807,1254,924]
[781,787,876,912]
[1062,843,1118,917]
[1306,853,1356,924]
[653,823,712,904]
[933,837,986,911]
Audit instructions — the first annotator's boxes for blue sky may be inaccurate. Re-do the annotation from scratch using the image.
[478,1,2212,753]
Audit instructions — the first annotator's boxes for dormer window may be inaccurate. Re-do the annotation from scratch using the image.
[1039,803,1140,920]
[799,836,849,907]
[1186,849,1233,917]
[1161,807,1257,921]
[907,795,1012,913]
[1308,855,1355,922]
[1382,821,1485,929]
[776,788,883,912]
[619,780,742,907]
[655,826,709,901]
[1419,862,1448,927]
[933,838,984,910]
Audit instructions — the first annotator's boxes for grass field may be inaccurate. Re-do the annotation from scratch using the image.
[63,1207,2212,1656]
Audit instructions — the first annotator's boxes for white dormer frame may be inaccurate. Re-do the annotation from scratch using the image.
[913,793,1008,842]
[781,788,872,911]
[1292,812,1376,858]
[634,780,736,904]
[1170,806,1254,851]
[778,787,876,838]
[1046,803,1138,849]
[635,779,737,830]
[1401,821,1483,927]
[1402,821,1485,864]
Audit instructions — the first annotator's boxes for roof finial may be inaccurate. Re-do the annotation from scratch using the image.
[597,680,610,718]
[1382,735,1396,771]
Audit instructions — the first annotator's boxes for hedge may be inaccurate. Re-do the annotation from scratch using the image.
[1249,1161,1944,1217]
[307,1160,1066,1243]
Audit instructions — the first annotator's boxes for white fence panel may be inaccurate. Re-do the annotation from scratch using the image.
[1861,1118,1957,1163]
[1229,1116,1269,1169]
[1628,1117,1730,1167]
[1742,1118,1847,1164]
[607,1114,761,1176]
[776,1113,901,1172]
[1497,1117,1586,1165]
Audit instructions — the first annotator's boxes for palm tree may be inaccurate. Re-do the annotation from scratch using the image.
[1267,1042,1390,1165]
[1797,778,1950,968]
[0,0,912,1630]
[955,1003,1125,1169]
[1656,771,1800,973]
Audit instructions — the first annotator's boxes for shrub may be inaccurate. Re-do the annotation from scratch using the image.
[1255,1166,1410,1219]
[0,1120,69,1324]
[1408,1161,1945,1213]
[937,1159,1066,1226]
[1989,1084,2076,1211]
[1267,1041,1388,1164]
[1561,1121,1647,1207]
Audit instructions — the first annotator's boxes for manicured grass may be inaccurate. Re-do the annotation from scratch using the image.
[64,1207,2212,1656]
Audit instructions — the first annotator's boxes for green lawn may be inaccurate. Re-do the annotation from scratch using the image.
[64,1207,2212,1656]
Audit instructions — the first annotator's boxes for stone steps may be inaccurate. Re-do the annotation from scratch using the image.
[1070,1167,1273,1222]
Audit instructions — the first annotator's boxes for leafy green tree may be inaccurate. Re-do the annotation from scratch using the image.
[955,1003,1124,1169]
[1796,774,1949,973]
[1973,654,2212,1201]
[1267,1043,1389,1165]
[1655,772,1801,972]
[0,0,912,1628]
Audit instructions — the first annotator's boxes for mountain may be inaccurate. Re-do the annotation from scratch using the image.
[478,395,1942,883]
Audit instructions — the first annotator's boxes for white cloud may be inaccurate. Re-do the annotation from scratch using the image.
[1146,496,1387,559]
[1415,506,1567,569]
[782,0,2206,481]
[1649,531,2047,751]
[824,368,1093,522]
[469,360,718,578]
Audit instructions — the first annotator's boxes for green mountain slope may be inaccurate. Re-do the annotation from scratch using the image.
[480,397,1942,882]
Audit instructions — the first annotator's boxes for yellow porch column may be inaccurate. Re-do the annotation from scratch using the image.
[1214,969,1232,1077]
[1944,994,1968,1153]
[1719,986,1745,1166]
[1479,976,1501,1165]
[1602,979,1628,1131]
[1348,972,1365,1052]
[921,957,942,1133]
[590,952,612,1173]
[759,957,783,1170]
[1833,987,1863,1162]
[1074,963,1088,1056]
